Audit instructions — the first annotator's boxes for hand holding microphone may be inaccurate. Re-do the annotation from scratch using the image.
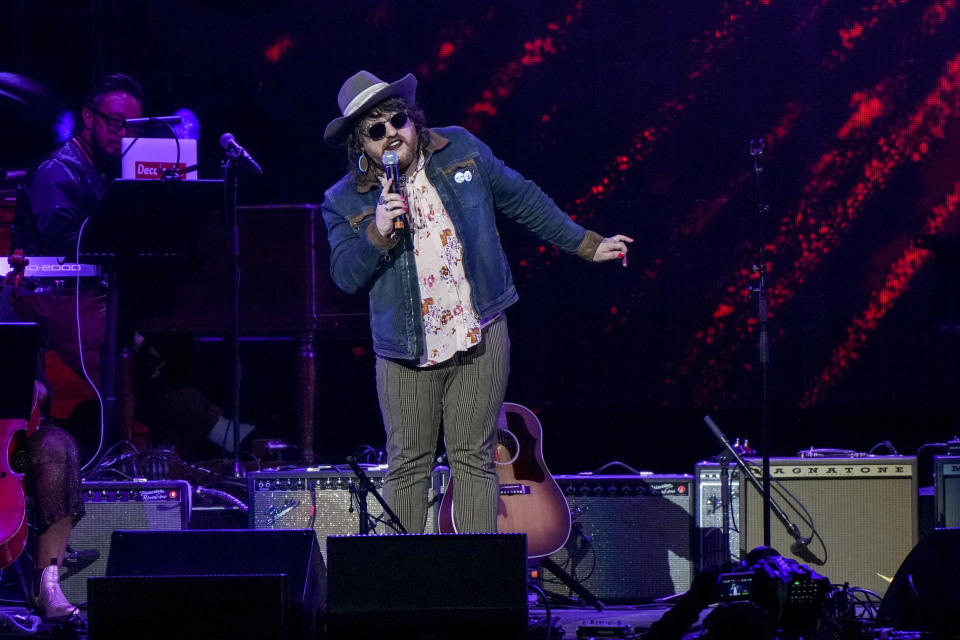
[375,150,408,236]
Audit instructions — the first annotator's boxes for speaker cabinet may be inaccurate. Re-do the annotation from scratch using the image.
[247,466,448,559]
[737,457,918,597]
[325,533,528,640]
[90,529,324,640]
[60,480,189,604]
[544,474,694,603]
[934,456,960,527]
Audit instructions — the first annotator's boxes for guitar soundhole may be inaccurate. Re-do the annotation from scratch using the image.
[494,428,519,466]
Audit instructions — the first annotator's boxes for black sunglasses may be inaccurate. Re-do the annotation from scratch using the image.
[366,112,409,141]
[88,107,129,134]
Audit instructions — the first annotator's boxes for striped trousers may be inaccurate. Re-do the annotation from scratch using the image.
[376,314,510,534]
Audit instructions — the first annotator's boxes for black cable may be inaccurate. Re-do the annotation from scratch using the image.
[163,122,181,176]
[528,581,553,640]
[592,460,646,475]
[745,461,820,552]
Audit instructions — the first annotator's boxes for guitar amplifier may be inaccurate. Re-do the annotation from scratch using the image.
[934,455,960,527]
[733,456,917,597]
[544,474,694,603]
[60,480,190,604]
[248,466,449,560]
[695,462,742,569]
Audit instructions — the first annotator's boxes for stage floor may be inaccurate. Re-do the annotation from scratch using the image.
[0,603,691,639]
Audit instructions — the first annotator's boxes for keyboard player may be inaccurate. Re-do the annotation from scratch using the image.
[3,72,149,625]
[7,73,242,624]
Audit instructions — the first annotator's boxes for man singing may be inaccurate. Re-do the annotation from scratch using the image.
[321,70,633,535]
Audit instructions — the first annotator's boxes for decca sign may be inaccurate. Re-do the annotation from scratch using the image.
[135,160,186,179]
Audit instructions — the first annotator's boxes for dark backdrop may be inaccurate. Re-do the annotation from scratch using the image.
[3,0,960,478]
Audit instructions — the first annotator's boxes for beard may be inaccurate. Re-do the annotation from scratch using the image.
[383,139,416,173]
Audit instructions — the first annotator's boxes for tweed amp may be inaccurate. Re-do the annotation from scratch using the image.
[248,465,448,560]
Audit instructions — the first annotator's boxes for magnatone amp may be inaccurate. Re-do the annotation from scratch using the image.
[735,456,917,598]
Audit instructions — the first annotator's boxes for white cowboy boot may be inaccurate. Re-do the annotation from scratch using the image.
[34,561,80,619]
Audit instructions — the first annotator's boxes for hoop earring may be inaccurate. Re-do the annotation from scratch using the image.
[357,152,369,173]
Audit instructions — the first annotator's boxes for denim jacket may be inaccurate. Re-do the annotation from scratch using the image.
[321,126,602,360]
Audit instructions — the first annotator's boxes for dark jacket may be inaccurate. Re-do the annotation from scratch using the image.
[321,126,601,360]
[12,137,111,257]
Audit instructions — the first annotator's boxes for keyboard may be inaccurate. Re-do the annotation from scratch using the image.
[1,256,102,279]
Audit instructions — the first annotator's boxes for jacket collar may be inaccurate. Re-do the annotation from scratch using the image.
[355,129,450,193]
[72,135,97,168]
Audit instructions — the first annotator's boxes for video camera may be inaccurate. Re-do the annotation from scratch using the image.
[714,547,831,631]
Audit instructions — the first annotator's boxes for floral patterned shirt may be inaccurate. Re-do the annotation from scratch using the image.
[401,155,482,366]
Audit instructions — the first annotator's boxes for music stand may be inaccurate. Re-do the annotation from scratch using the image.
[83,179,224,259]
[78,179,224,456]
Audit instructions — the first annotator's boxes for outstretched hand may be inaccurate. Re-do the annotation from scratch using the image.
[593,234,634,266]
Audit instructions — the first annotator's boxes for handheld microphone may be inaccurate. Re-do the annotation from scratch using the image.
[382,150,404,230]
[219,132,263,175]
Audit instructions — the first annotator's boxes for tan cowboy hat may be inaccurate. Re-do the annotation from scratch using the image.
[323,70,417,147]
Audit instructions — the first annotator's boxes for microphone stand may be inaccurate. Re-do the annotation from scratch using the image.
[749,138,773,546]
[345,456,407,534]
[221,149,243,478]
[716,446,735,567]
[703,416,809,548]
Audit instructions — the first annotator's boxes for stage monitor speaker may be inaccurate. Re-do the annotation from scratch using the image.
[325,533,527,640]
[934,455,960,527]
[59,479,189,605]
[877,527,960,634]
[545,474,695,603]
[738,456,917,597]
[247,465,448,560]
[695,462,742,569]
[89,529,324,640]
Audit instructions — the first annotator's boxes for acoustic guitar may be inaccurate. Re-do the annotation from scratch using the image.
[438,402,571,558]
[1,251,40,568]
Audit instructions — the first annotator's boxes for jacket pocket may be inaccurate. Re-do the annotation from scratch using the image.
[441,157,490,211]
[348,208,376,232]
